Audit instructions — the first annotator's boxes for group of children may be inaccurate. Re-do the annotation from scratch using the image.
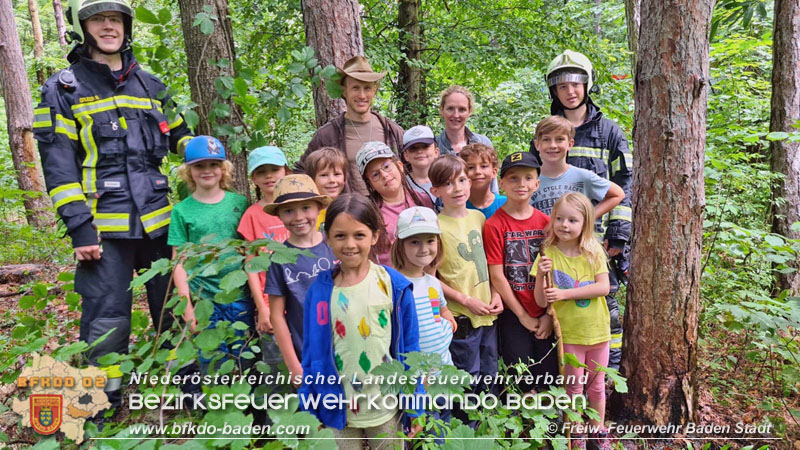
[166,114,624,449]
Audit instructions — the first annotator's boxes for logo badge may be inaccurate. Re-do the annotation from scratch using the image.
[511,152,523,162]
[30,395,62,435]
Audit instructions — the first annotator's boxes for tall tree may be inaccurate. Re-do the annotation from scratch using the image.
[301,0,363,127]
[0,0,54,228]
[177,0,249,197]
[617,0,714,425]
[53,0,68,47]
[624,0,640,77]
[770,0,800,295]
[28,0,45,85]
[396,0,427,129]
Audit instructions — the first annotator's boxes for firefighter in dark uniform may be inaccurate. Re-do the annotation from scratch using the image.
[530,50,632,371]
[33,0,193,409]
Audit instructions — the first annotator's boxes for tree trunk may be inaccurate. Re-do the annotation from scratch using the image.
[616,0,714,426]
[624,0,640,78]
[53,0,68,48]
[594,0,602,36]
[301,0,363,127]
[770,0,800,295]
[177,0,249,198]
[396,0,427,129]
[0,0,55,228]
[28,0,45,85]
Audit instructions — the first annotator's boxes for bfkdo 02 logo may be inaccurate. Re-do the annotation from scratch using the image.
[30,395,62,435]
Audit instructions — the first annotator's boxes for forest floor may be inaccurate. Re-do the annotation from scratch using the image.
[0,262,797,449]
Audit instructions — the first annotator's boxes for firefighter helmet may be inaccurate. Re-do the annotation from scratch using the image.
[66,0,133,47]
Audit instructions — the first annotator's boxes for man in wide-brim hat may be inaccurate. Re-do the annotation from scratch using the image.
[296,55,404,195]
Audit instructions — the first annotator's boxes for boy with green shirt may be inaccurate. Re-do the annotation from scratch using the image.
[429,155,503,400]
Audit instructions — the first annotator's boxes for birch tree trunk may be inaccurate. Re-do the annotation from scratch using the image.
[177,0,249,198]
[0,0,55,228]
[53,0,68,48]
[28,0,45,85]
[770,0,800,295]
[301,0,363,127]
[616,0,715,426]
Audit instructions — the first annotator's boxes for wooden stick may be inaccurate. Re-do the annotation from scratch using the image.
[540,247,570,446]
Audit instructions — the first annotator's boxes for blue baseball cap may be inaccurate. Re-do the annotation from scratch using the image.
[184,136,226,165]
[248,146,288,175]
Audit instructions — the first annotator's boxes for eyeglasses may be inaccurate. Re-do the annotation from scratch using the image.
[368,160,395,182]
[88,14,123,24]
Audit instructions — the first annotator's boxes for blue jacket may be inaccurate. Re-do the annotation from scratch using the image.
[299,265,422,429]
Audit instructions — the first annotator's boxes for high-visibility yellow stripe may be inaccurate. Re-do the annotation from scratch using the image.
[100,365,123,391]
[177,135,191,156]
[609,206,632,222]
[94,213,129,232]
[570,146,603,159]
[33,107,52,128]
[50,183,85,209]
[77,114,98,193]
[141,205,172,233]
[72,95,161,118]
[54,115,78,140]
[168,115,184,130]
[611,159,621,176]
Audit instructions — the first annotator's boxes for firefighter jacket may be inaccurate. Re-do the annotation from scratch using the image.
[530,99,633,247]
[34,49,192,248]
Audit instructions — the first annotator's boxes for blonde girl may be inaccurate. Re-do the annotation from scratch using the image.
[169,136,253,367]
[391,206,456,369]
[532,192,611,448]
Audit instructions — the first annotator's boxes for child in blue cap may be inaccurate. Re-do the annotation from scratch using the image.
[169,136,254,370]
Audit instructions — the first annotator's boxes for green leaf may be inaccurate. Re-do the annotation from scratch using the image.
[19,295,35,309]
[131,258,171,289]
[287,62,305,74]
[218,359,235,375]
[119,360,134,374]
[563,352,587,369]
[135,6,160,24]
[154,45,171,60]
[291,83,308,98]
[33,283,48,298]
[234,77,248,97]
[245,254,271,273]
[766,131,789,141]
[184,109,199,129]
[194,299,214,324]
[157,8,172,24]
[200,17,215,35]
[325,78,342,99]
[97,352,120,365]
[196,328,224,351]
[57,272,74,282]
[53,341,88,360]
[277,107,290,123]
[220,270,248,292]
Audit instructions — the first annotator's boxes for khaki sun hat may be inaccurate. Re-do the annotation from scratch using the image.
[337,56,386,85]
[263,174,332,216]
